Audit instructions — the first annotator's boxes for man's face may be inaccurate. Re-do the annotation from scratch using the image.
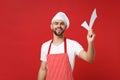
[51,20,67,36]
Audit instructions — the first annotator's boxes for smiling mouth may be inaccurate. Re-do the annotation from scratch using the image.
[56,28,63,32]
[56,28,62,31]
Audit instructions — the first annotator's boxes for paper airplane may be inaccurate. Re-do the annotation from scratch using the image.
[81,8,97,30]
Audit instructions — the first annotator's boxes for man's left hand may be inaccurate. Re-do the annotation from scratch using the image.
[87,29,96,44]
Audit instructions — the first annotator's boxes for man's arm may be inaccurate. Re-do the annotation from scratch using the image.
[79,29,96,63]
[38,61,47,80]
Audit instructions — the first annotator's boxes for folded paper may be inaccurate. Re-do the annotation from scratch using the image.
[81,8,97,30]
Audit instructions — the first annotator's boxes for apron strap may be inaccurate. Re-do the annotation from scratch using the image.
[47,38,67,54]
[48,40,53,54]
[64,37,67,53]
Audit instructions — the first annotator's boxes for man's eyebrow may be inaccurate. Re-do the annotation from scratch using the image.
[53,21,65,24]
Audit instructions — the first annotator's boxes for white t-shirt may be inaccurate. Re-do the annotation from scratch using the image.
[40,38,84,70]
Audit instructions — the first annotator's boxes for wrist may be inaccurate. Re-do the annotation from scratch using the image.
[88,41,94,45]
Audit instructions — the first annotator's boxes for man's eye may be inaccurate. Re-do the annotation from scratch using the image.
[61,22,65,25]
[54,22,58,25]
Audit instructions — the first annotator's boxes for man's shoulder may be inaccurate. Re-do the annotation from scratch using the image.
[42,39,52,47]
[67,38,83,50]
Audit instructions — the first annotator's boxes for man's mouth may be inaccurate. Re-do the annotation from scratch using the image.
[53,27,64,36]
[56,28,62,32]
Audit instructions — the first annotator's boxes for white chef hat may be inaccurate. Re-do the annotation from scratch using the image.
[51,12,70,29]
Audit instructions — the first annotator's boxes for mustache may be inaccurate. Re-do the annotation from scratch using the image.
[55,27,63,30]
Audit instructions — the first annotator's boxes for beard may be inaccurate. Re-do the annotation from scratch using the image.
[52,27,65,36]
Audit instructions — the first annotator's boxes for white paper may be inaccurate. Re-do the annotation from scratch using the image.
[89,8,97,28]
[81,8,97,30]
[81,21,90,30]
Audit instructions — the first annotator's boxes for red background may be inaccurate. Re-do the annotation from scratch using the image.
[0,0,120,80]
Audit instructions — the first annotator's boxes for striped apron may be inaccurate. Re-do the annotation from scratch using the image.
[46,38,73,80]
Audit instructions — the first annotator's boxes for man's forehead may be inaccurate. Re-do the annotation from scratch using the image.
[53,20,65,23]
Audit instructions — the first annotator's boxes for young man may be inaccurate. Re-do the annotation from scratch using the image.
[38,12,96,80]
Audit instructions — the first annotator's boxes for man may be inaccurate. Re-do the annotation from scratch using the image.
[38,12,96,80]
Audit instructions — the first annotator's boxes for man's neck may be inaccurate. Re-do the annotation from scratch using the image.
[52,34,64,46]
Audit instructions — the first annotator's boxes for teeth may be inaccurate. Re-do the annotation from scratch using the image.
[56,28,61,31]
[56,30,61,32]
[57,29,61,30]
[56,28,62,33]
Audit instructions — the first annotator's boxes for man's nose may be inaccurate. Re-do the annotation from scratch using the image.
[57,24,61,27]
